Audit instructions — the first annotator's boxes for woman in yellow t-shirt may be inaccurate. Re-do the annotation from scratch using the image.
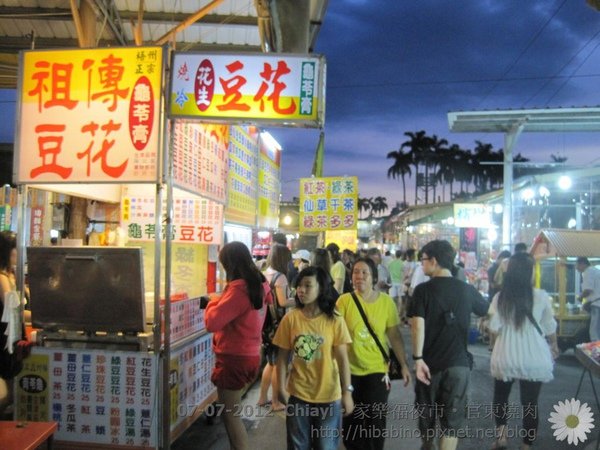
[274,266,353,450]
[336,258,412,450]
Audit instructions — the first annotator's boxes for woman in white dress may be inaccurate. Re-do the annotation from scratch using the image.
[488,252,559,450]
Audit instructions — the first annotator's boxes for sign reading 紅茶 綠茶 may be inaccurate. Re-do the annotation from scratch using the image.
[299,177,358,232]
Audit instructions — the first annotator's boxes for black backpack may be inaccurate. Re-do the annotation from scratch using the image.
[262,272,285,347]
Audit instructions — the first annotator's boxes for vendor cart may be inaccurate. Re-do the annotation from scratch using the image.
[530,229,600,351]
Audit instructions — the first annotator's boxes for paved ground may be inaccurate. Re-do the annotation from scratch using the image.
[172,330,600,450]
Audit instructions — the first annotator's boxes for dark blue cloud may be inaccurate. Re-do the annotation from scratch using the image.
[273,0,600,202]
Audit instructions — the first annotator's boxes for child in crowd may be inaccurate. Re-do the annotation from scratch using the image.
[273,266,354,450]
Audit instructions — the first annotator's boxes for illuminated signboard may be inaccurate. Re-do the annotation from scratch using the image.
[299,177,358,232]
[169,53,325,127]
[16,47,163,183]
[454,203,492,228]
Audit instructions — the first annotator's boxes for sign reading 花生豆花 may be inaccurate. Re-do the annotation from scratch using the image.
[299,177,358,232]
[168,53,325,127]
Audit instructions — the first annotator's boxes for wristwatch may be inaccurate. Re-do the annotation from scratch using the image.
[345,385,355,393]
[412,355,423,361]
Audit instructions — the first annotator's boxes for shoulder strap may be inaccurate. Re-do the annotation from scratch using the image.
[427,280,471,355]
[525,309,544,336]
[350,292,390,363]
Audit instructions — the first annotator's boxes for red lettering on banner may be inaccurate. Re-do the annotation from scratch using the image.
[217,60,250,112]
[30,124,73,179]
[91,54,130,112]
[253,61,296,114]
[179,226,195,242]
[28,61,78,112]
[197,226,214,243]
[77,120,127,178]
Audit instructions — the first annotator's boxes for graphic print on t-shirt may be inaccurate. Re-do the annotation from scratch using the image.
[293,334,324,362]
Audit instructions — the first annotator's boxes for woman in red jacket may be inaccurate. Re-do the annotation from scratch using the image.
[205,241,271,450]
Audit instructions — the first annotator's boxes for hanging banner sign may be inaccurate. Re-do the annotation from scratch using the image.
[15,46,163,183]
[224,125,259,226]
[173,122,229,202]
[121,190,223,245]
[257,134,281,229]
[169,52,325,127]
[299,177,358,232]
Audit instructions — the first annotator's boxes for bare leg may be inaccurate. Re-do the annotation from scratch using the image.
[257,364,273,405]
[440,436,458,450]
[0,378,9,416]
[270,366,285,410]
[218,387,248,450]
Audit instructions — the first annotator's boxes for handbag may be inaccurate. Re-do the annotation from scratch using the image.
[525,309,557,360]
[350,292,403,380]
[583,298,600,314]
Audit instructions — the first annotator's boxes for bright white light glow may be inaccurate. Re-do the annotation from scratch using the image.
[283,215,292,225]
[50,229,59,238]
[522,188,535,201]
[260,131,281,152]
[447,217,455,225]
[494,204,503,214]
[487,229,498,242]
[568,218,577,229]
[371,220,377,225]
[257,231,270,239]
[539,186,550,197]
[559,176,572,190]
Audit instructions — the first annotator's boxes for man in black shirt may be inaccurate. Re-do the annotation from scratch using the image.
[408,240,489,450]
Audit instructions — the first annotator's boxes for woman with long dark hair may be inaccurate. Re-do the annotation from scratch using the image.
[257,243,293,410]
[488,252,558,450]
[274,266,353,449]
[0,231,17,415]
[205,242,271,450]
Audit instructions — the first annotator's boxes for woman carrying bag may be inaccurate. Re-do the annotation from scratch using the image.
[336,257,411,450]
[488,252,559,450]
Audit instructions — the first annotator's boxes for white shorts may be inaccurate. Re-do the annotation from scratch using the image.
[389,283,403,298]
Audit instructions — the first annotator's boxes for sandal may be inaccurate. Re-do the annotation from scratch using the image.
[490,442,507,450]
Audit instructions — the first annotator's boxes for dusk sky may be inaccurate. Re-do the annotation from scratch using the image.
[3,1,600,209]
[268,0,600,205]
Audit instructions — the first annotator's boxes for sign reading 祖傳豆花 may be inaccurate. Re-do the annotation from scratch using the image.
[299,177,358,232]
[168,53,325,127]
[15,47,163,183]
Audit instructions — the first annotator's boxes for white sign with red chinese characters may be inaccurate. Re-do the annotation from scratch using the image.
[121,186,223,245]
[169,53,325,127]
[16,47,163,183]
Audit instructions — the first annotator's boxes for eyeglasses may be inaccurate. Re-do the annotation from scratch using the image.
[420,257,431,262]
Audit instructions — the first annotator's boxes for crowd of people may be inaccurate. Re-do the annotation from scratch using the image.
[202,237,575,450]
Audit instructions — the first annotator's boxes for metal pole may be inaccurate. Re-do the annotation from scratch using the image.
[502,120,526,249]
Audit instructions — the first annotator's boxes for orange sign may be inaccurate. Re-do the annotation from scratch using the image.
[16,47,163,183]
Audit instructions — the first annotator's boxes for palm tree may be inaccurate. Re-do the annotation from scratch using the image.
[358,196,373,219]
[435,143,460,202]
[454,148,474,194]
[551,153,568,163]
[372,196,388,216]
[400,130,431,205]
[386,149,412,206]
[429,135,448,203]
[473,140,494,192]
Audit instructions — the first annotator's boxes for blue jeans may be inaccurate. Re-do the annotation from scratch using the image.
[286,395,342,450]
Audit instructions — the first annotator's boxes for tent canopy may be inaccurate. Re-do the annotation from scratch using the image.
[530,229,600,260]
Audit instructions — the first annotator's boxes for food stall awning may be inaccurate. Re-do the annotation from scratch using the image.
[448,107,600,133]
[530,229,600,259]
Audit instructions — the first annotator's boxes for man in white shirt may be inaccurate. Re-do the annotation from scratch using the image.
[577,257,600,341]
